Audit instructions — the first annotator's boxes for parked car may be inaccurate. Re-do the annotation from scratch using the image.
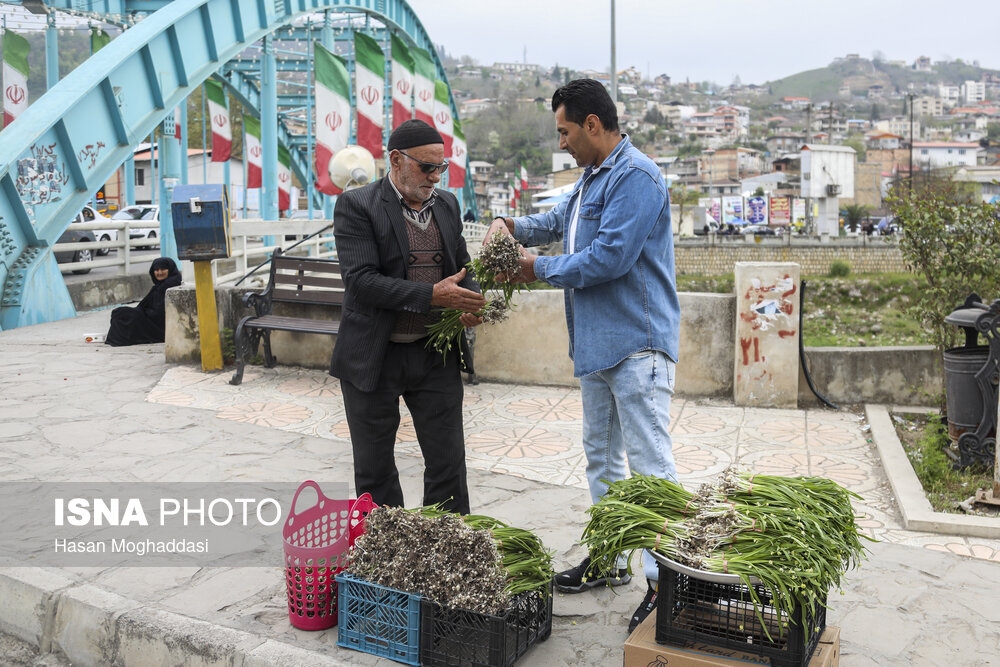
[693,220,720,236]
[55,225,95,275]
[742,224,778,236]
[111,205,160,248]
[75,205,117,256]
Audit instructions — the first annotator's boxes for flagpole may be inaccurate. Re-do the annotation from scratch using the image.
[305,19,315,221]
[242,120,248,219]
[201,84,208,183]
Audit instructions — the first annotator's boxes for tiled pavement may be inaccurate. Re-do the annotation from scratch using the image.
[3,309,1000,665]
[150,365,1000,563]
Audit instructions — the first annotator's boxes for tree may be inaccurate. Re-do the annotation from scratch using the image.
[643,106,664,125]
[842,203,868,232]
[552,64,561,81]
[888,180,1000,355]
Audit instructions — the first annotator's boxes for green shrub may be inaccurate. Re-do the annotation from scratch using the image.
[888,180,1000,353]
[828,260,851,277]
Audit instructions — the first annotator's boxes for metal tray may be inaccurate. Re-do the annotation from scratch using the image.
[649,550,761,586]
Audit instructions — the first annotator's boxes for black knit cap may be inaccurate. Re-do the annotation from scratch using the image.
[387,119,443,152]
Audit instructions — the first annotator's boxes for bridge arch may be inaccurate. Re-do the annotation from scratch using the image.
[0,0,466,329]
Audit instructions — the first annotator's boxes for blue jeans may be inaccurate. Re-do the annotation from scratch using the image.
[580,350,677,582]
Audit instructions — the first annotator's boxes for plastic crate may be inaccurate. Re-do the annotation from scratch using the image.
[655,562,826,667]
[420,582,553,667]
[335,574,421,665]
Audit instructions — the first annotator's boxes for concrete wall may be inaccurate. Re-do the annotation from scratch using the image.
[674,238,907,276]
[799,345,942,407]
[66,273,151,312]
[162,284,940,405]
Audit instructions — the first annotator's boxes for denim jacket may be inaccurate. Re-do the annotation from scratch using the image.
[513,135,679,377]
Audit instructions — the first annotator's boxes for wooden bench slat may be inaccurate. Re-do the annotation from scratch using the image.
[272,288,344,305]
[246,315,340,334]
[275,257,341,273]
[273,273,345,289]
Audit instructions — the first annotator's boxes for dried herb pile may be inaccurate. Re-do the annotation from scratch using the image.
[582,468,872,636]
[426,231,530,358]
[347,505,554,614]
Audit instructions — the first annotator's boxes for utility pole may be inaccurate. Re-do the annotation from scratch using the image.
[908,93,915,194]
[610,0,617,102]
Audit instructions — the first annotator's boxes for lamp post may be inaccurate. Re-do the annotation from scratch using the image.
[704,148,716,226]
[907,93,915,194]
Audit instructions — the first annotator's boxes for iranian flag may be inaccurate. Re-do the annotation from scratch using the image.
[520,162,528,191]
[244,115,262,188]
[390,33,413,130]
[354,32,384,159]
[448,119,466,189]
[278,144,292,212]
[411,47,435,125]
[3,31,29,128]
[432,80,453,157]
[91,28,111,53]
[508,178,516,212]
[314,42,350,196]
[205,79,231,162]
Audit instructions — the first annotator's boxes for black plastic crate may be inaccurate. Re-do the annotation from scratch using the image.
[655,562,826,667]
[419,583,553,667]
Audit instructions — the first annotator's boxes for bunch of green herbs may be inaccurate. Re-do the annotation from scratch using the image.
[582,468,872,639]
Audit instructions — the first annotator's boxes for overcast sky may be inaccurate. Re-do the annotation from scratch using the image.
[405,0,999,85]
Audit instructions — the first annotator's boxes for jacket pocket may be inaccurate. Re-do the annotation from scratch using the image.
[579,201,604,219]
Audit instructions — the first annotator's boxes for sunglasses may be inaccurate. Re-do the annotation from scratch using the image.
[398,150,450,175]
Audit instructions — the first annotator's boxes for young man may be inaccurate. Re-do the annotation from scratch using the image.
[488,79,680,632]
[331,119,484,514]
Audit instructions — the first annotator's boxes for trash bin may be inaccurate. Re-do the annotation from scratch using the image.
[943,294,999,468]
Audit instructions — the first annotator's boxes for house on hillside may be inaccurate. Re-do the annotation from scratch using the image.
[865,133,903,150]
[780,97,810,111]
[912,56,932,71]
[912,142,981,169]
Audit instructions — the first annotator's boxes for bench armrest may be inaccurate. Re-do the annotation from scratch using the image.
[243,284,274,317]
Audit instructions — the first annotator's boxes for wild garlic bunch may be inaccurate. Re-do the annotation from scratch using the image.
[426,230,531,360]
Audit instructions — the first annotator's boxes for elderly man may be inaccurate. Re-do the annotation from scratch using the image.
[489,79,680,632]
[330,119,484,514]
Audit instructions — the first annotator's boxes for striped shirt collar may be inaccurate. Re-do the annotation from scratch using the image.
[388,175,438,230]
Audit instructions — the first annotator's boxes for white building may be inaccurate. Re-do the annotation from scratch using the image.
[912,142,981,169]
[552,152,575,173]
[874,116,922,140]
[132,147,245,206]
[961,80,986,103]
[938,85,961,105]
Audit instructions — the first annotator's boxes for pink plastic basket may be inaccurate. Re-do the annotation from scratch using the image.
[282,481,378,630]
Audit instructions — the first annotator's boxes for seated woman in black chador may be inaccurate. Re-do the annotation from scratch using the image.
[105,257,182,346]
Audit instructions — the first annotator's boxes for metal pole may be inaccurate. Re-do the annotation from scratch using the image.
[45,14,58,90]
[179,101,189,184]
[908,93,915,194]
[322,12,335,221]
[262,34,279,246]
[202,84,208,183]
[306,21,315,219]
[609,0,617,103]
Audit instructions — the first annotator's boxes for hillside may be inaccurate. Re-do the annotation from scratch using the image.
[766,55,998,102]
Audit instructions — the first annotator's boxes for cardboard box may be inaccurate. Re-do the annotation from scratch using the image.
[624,610,840,667]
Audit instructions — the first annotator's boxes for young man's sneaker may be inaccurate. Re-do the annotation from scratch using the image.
[628,582,658,633]
[554,555,631,593]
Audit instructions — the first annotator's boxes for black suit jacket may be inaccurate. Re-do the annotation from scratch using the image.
[329,176,478,391]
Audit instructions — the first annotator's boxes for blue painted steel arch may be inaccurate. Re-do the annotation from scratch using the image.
[0,0,469,330]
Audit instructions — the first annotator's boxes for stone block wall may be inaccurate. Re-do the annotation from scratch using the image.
[674,239,908,276]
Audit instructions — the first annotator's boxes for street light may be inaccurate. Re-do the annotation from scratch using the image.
[703,148,716,225]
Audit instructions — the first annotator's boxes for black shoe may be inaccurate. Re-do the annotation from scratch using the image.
[628,582,658,633]
[554,556,631,593]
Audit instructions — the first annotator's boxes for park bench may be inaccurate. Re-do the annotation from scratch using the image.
[230,248,344,385]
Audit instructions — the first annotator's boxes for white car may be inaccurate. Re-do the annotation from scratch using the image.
[74,205,118,256]
[111,205,160,248]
